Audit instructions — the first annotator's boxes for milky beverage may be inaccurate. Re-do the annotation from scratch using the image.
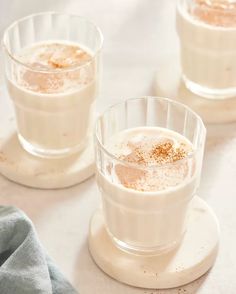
[177,0,236,98]
[97,127,198,253]
[7,41,97,156]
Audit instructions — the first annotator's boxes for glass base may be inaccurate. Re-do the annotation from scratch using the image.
[106,227,183,256]
[183,75,236,100]
[18,134,87,159]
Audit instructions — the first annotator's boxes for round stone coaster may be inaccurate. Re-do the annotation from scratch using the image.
[89,197,220,289]
[0,132,94,189]
[154,56,236,124]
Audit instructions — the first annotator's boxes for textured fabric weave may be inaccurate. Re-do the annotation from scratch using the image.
[0,206,78,294]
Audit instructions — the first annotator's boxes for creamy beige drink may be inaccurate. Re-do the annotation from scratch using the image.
[97,127,197,253]
[177,0,236,99]
[7,41,97,157]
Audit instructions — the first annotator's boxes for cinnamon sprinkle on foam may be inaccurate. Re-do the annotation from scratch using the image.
[119,141,188,166]
[17,42,93,94]
[110,135,193,192]
[150,142,187,164]
[191,0,236,27]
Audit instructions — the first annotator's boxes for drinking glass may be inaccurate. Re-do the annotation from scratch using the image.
[2,12,103,158]
[95,97,206,254]
[177,0,236,99]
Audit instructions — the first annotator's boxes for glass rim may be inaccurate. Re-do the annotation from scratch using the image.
[2,11,104,74]
[95,96,206,170]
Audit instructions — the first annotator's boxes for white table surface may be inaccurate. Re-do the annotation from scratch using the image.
[0,0,236,293]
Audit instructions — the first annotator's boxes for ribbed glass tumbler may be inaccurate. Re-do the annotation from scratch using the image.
[95,97,206,254]
[177,0,236,99]
[3,12,103,158]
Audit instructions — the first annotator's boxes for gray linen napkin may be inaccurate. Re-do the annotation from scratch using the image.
[0,206,78,294]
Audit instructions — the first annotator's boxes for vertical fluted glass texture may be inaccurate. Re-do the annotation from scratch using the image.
[176,0,236,99]
[95,97,206,254]
[3,12,103,157]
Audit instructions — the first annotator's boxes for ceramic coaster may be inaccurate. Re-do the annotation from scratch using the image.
[154,57,236,124]
[0,132,94,189]
[0,86,94,189]
[89,196,220,289]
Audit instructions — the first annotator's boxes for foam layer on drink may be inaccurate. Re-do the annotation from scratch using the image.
[190,0,236,27]
[105,127,194,192]
[15,42,94,94]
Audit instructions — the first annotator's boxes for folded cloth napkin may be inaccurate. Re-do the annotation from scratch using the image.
[0,206,78,294]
